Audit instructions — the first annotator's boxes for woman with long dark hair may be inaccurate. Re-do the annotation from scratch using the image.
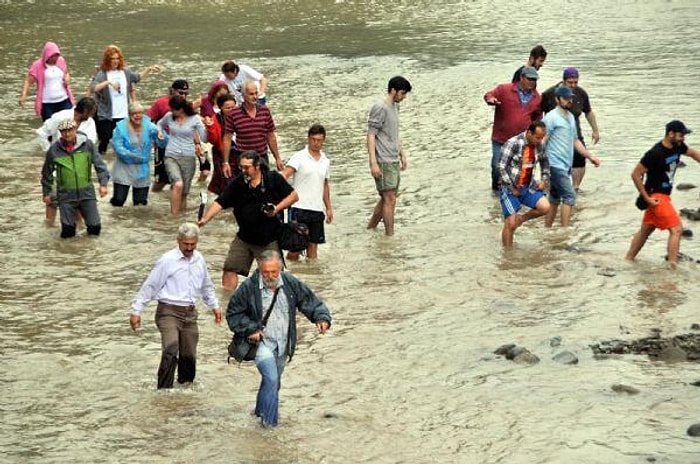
[157,96,207,215]
[204,93,237,195]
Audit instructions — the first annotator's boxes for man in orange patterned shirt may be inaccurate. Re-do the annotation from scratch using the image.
[497,121,550,247]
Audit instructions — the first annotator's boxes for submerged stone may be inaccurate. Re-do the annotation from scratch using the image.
[513,351,540,365]
[687,423,700,437]
[553,351,579,365]
[611,384,639,395]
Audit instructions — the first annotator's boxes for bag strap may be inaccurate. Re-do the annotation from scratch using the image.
[260,287,281,328]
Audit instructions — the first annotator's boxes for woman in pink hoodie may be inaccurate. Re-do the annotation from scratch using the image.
[20,42,75,121]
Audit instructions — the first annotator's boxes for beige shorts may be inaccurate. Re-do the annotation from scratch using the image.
[374,161,401,192]
[224,235,280,276]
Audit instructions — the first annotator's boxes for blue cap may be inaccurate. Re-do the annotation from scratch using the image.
[521,67,539,80]
[554,86,574,99]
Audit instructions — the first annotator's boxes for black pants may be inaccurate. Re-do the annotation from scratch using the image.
[110,183,149,206]
[96,118,123,154]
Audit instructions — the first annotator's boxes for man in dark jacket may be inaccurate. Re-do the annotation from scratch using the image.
[227,250,331,427]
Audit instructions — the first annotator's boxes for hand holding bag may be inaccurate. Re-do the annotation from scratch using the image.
[277,220,309,252]
[228,287,281,363]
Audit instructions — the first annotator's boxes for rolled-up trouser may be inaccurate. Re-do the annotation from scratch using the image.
[154,302,199,389]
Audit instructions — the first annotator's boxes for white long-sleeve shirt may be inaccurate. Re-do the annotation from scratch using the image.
[37,108,97,152]
[131,247,219,315]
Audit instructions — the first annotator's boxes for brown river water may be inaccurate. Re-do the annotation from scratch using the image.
[2,1,700,463]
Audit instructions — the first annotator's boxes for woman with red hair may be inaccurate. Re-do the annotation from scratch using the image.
[89,45,161,155]
[19,41,75,121]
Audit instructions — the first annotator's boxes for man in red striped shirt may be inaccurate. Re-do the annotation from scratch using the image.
[221,80,283,177]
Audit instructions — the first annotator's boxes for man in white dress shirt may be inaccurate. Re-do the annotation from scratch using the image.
[130,223,223,389]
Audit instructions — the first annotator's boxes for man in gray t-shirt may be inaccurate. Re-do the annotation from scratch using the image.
[366,75,412,236]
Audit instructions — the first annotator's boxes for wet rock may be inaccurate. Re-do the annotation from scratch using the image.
[676,182,697,190]
[505,346,527,360]
[591,333,700,362]
[680,208,700,221]
[597,267,617,277]
[646,457,656,462]
[658,345,688,363]
[553,351,579,365]
[691,323,700,331]
[323,412,339,419]
[682,228,693,238]
[513,351,540,365]
[550,336,562,347]
[494,343,516,356]
[689,380,700,387]
[611,384,639,395]
[687,423,700,437]
[495,344,539,364]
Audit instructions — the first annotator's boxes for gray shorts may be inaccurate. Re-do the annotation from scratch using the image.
[164,155,196,195]
[374,161,401,192]
[224,236,280,276]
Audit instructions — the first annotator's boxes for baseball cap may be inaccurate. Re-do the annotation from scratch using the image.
[666,120,692,135]
[563,67,579,80]
[171,79,189,91]
[57,119,76,131]
[554,86,574,99]
[521,67,539,80]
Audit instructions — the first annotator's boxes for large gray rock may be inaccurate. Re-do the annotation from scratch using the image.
[553,351,579,365]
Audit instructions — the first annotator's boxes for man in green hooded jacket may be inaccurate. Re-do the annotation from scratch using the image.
[41,118,109,238]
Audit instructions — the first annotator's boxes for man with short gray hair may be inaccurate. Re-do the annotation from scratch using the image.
[221,80,283,176]
[130,223,222,389]
[227,249,331,428]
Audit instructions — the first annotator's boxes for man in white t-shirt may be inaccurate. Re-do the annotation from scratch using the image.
[37,96,98,151]
[282,124,332,260]
[219,60,268,105]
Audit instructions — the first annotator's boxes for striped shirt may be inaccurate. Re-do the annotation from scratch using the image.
[224,103,276,156]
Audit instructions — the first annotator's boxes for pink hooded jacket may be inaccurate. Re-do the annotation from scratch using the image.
[27,42,75,117]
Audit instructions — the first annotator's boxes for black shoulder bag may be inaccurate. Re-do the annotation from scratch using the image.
[228,287,281,363]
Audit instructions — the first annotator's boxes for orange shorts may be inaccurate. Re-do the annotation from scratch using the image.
[642,193,681,230]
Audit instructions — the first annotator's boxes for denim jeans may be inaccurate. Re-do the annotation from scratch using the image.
[254,342,287,427]
[490,141,503,191]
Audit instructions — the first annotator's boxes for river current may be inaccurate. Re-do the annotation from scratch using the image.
[1,1,700,463]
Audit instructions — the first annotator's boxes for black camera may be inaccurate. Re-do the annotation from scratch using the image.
[261,203,275,214]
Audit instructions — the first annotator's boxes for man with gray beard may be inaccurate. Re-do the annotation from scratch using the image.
[227,250,331,428]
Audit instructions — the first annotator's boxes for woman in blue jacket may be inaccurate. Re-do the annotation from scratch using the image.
[110,102,167,206]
